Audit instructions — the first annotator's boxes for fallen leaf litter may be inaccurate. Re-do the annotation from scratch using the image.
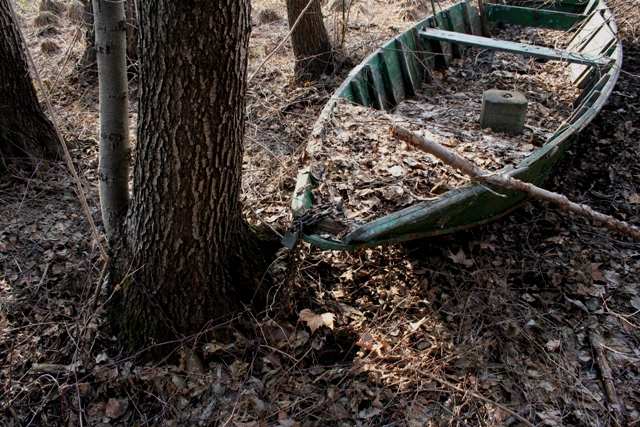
[306,27,580,239]
[4,1,640,425]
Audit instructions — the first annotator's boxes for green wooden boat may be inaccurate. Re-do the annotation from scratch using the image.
[290,0,621,250]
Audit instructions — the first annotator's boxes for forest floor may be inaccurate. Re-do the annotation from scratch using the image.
[1,0,639,426]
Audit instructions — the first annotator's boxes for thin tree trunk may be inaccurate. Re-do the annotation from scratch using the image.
[109,0,264,354]
[79,1,137,78]
[0,0,59,161]
[286,0,334,82]
[93,0,130,238]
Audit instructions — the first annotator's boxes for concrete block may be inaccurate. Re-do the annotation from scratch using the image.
[480,89,528,133]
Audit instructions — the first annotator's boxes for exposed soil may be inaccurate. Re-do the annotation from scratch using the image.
[1,0,639,426]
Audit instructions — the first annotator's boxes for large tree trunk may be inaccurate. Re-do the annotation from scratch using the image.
[93,0,130,238]
[109,0,264,353]
[0,0,59,161]
[286,0,334,83]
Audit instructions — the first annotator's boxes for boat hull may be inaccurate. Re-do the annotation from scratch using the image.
[292,0,621,250]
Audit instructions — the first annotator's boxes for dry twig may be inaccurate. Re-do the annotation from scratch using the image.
[590,330,629,426]
[391,124,640,240]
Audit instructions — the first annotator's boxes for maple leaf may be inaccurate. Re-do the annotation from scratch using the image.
[299,309,334,334]
[448,248,474,267]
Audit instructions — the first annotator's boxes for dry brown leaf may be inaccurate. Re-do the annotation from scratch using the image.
[340,270,354,283]
[590,263,606,282]
[203,341,234,355]
[105,398,128,419]
[586,284,606,297]
[299,309,334,334]
[359,407,382,419]
[409,317,426,332]
[448,248,474,267]
[356,331,375,351]
[545,339,561,352]
[330,289,345,298]
[262,319,294,347]
[388,165,404,176]
[604,270,623,287]
[233,422,261,427]
[291,329,309,348]
[356,331,389,355]
[545,235,565,245]
[469,240,496,251]
[329,402,351,420]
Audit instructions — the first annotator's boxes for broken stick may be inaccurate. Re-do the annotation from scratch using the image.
[391,125,640,240]
[590,330,629,425]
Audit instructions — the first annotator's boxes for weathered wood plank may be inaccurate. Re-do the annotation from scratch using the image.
[377,51,402,106]
[395,39,417,97]
[418,27,611,66]
[443,11,462,58]
[410,27,432,82]
[461,2,482,36]
[572,72,610,108]
[433,14,454,63]
[583,0,599,15]
[363,63,389,110]
[508,1,586,13]
[349,78,370,107]
[447,3,468,33]
[484,4,586,31]
[568,10,616,85]
[567,10,608,51]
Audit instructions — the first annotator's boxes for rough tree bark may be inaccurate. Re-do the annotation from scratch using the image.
[93,0,130,238]
[109,0,264,353]
[0,0,59,160]
[285,0,334,82]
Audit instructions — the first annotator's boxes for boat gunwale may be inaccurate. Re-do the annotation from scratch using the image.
[292,0,622,251]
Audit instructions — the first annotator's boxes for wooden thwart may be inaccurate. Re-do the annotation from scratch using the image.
[418,27,611,66]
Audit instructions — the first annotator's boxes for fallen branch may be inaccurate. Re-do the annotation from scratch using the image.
[590,331,629,426]
[391,125,640,240]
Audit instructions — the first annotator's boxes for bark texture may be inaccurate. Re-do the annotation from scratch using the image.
[0,0,59,160]
[286,0,333,82]
[93,0,130,238]
[109,0,264,353]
